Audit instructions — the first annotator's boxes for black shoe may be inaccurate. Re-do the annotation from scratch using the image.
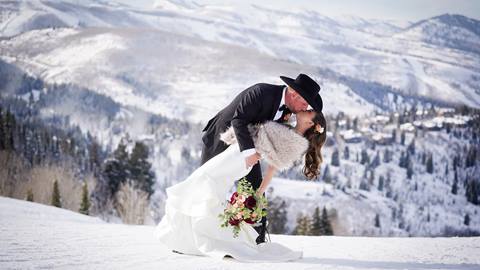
[254,216,267,244]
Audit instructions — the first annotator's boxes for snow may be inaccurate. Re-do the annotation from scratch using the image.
[1,196,479,270]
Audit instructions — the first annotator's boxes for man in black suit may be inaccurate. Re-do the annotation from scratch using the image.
[200,74,323,244]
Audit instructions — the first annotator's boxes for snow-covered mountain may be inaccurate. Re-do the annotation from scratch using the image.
[2,196,479,269]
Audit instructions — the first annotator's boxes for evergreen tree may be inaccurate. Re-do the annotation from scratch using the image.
[451,176,458,195]
[343,146,350,160]
[293,212,312,235]
[370,151,380,168]
[331,148,340,167]
[266,190,288,234]
[311,206,321,235]
[383,148,392,163]
[79,182,91,215]
[426,153,434,174]
[322,165,332,183]
[407,139,415,155]
[406,157,414,179]
[26,189,34,202]
[374,213,381,228]
[378,175,385,191]
[4,109,16,151]
[320,206,333,235]
[0,107,4,150]
[399,151,406,168]
[464,213,470,226]
[129,141,155,197]
[400,131,405,145]
[465,179,479,205]
[360,149,370,165]
[51,180,62,208]
[103,139,129,196]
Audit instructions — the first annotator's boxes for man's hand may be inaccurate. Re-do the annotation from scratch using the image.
[245,152,261,169]
[255,189,264,198]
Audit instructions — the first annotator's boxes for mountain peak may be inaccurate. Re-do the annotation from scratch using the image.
[409,13,480,37]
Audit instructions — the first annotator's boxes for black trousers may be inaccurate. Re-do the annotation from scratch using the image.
[200,140,267,244]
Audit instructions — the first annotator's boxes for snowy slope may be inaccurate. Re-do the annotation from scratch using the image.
[1,196,480,270]
[0,27,375,123]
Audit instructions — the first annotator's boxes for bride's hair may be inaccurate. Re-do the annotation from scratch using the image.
[302,110,327,180]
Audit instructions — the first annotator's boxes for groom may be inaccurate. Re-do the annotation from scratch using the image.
[200,73,323,244]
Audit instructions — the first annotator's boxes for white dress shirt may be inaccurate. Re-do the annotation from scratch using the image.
[241,86,287,158]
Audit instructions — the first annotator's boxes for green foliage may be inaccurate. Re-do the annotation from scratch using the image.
[51,180,62,208]
[79,182,91,215]
[26,189,34,202]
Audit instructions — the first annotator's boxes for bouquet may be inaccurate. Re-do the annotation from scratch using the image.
[218,177,268,238]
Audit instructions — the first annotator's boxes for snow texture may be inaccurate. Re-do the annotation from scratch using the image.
[1,196,479,270]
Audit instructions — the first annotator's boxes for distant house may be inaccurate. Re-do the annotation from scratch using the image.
[340,129,363,143]
[400,123,415,132]
[371,132,394,145]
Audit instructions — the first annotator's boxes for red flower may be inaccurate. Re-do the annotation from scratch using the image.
[244,218,255,224]
[229,192,238,204]
[244,196,256,209]
[228,218,240,226]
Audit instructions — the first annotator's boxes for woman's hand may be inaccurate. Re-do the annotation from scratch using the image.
[255,188,264,198]
[245,152,262,169]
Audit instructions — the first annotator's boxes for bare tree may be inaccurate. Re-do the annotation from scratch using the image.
[115,180,150,225]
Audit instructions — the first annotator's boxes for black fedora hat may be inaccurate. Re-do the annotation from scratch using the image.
[279,73,323,112]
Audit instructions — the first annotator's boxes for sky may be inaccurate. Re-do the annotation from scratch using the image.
[118,0,480,22]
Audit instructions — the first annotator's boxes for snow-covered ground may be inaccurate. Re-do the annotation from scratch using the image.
[1,196,479,270]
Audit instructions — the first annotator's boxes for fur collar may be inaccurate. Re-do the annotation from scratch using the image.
[219,121,309,171]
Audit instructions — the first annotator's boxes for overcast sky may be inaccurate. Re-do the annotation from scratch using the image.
[120,0,480,22]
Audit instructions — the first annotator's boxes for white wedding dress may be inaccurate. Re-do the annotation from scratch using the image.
[154,143,303,262]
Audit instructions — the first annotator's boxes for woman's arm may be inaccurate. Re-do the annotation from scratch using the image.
[256,164,276,196]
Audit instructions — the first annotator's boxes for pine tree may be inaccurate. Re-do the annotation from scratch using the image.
[26,189,34,202]
[407,139,415,155]
[293,213,312,235]
[383,148,392,163]
[311,206,322,235]
[370,151,380,168]
[426,153,434,174]
[374,213,381,228]
[400,131,405,145]
[266,191,288,234]
[4,109,16,151]
[360,149,369,165]
[451,176,458,195]
[51,180,62,208]
[343,146,350,160]
[103,139,129,196]
[320,206,333,235]
[331,148,340,167]
[465,179,479,205]
[79,182,91,215]
[322,165,332,183]
[129,141,155,197]
[0,107,4,150]
[464,213,470,226]
[378,175,385,191]
[407,158,414,179]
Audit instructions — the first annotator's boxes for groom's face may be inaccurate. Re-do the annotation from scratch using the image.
[286,87,309,113]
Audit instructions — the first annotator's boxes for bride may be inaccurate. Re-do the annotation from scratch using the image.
[154,109,327,262]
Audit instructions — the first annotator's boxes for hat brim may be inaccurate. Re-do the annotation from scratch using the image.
[280,76,323,112]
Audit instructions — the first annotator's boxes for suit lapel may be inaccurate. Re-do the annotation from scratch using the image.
[269,85,285,120]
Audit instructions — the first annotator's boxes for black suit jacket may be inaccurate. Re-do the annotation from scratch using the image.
[201,83,284,161]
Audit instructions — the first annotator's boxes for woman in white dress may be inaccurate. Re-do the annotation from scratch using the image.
[154,110,327,262]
